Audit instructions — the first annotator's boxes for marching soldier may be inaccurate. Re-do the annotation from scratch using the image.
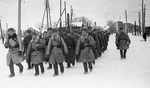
[88,27,100,59]
[116,27,131,59]
[46,29,68,76]
[4,28,24,78]
[44,28,53,69]
[97,30,104,56]
[27,32,45,76]
[75,28,95,74]
[23,29,33,70]
[64,31,76,68]
[143,32,147,41]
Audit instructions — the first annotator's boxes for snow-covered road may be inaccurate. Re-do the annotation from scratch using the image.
[0,34,150,88]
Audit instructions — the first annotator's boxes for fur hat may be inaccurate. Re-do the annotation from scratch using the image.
[52,29,58,33]
[8,28,15,32]
[32,32,37,35]
[26,29,32,33]
[47,27,52,31]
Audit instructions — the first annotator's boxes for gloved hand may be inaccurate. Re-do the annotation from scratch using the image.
[116,44,119,49]
[4,43,9,48]
[85,39,90,44]
[127,42,130,45]
[18,51,23,57]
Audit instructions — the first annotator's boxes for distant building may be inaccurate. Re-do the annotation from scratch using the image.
[145,26,150,36]
[115,21,135,33]
[115,21,124,31]
[23,27,39,36]
[123,23,134,33]
[72,22,83,27]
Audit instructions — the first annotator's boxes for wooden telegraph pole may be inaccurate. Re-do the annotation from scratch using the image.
[142,0,144,34]
[125,10,128,33]
[139,11,141,35]
[18,0,23,51]
[0,20,4,44]
[64,1,67,28]
[70,5,73,32]
[67,13,70,30]
[54,8,66,28]
[143,4,146,33]
[60,0,62,29]
[134,21,136,35]
[47,0,52,28]
[46,0,49,28]
[41,0,52,31]
[18,0,21,33]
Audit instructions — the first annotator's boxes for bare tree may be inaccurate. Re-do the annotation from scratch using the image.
[35,23,43,33]
[107,20,117,33]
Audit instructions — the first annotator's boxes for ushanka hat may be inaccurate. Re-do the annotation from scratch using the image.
[26,29,32,33]
[47,27,52,31]
[52,28,58,33]
[32,32,37,35]
[8,28,15,32]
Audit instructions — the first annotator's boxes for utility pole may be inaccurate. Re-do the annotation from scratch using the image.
[46,0,49,28]
[54,8,66,28]
[64,1,67,28]
[125,10,128,23]
[60,0,62,29]
[18,0,23,51]
[142,0,144,34]
[41,0,52,31]
[134,21,136,35]
[143,4,146,33]
[0,20,4,44]
[18,0,21,34]
[67,13,70,30]
[70,5,73,32]
[139,11,141,35]
[125,10,128,33]
[47,0,52,28]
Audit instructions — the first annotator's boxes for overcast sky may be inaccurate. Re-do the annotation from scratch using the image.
[0,0,150,30]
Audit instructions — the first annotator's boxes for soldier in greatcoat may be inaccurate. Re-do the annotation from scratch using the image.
[64,31,76,68]
[23,29,33,70]
[88,27,100,59]
[116,27,131,59]
[143,32,147,41]
[4,28,24,78]
[46,29,68,76]
[75,29,95,74]
[27,32,45,76]
[97,31,104,56]
[44,28,53,69]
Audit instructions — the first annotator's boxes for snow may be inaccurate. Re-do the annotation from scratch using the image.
[0,34,150,88]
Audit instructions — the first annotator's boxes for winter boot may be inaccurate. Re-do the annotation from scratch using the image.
[9,74,15,78]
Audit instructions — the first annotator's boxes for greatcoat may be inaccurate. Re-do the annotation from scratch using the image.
[75,34,96,62]
[27,36,45,64]
[4,34,24,66]
[46,35,68,64]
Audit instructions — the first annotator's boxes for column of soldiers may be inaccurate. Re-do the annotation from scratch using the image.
[4,26,110,78]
